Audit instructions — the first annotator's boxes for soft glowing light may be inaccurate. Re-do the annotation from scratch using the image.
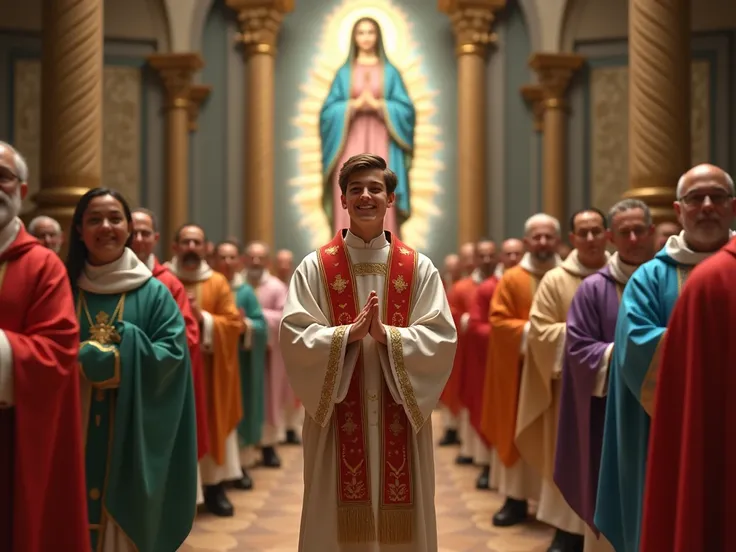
[288,0,444,250]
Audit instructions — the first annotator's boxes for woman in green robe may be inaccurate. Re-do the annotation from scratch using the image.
[65,188,198,552]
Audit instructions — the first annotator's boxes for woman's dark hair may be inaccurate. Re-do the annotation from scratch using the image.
[350,17,386,60]
[65,188,133,289]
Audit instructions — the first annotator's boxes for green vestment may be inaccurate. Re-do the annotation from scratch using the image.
[234,283,268,447]
[76,277,198,552]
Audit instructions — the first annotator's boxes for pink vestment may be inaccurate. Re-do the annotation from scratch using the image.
[254,272,290,426]
[332,63,399,236]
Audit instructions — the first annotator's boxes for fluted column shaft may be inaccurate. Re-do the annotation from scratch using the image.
[626,0,690,222]
[440,0,505,247]
[228,0,292,247]
[37,0,103,237]
[148,53,204,246]
[529,52,584,223]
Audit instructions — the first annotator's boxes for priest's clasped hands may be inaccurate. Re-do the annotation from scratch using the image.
[347,290,387,345]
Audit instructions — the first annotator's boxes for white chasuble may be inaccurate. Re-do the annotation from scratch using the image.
[280,230,457,552]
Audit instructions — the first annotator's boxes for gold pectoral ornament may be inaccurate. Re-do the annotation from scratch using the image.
[80,292,126,345]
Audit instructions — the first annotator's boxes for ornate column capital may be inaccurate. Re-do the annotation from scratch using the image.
[187,84,212,132]
[529,52,585,108]
[148,52,204,108]
[520,84,545,132]
[227,0,294,57]
[439,0,506,57]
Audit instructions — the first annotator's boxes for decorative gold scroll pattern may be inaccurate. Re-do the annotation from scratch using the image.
[388,327,423,431]
[314,325,347,426]
[353,263,388,276]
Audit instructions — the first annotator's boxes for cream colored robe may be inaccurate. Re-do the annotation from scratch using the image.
[279,231,457,552]
[516,249,608,534]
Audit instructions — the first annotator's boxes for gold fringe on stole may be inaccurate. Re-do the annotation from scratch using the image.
[379,508,413,544]
[337,505,376,543]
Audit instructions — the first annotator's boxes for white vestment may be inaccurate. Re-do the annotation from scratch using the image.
[280,231,457,552]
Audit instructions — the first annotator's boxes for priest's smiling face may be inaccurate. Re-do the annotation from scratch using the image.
[341,167,395,238]
[80,194,132,266]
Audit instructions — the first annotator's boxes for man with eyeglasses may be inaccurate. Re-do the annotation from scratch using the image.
[0,141,88,550]
[595,163,736,552]
[554,199,656,552]
[515,208,609,552]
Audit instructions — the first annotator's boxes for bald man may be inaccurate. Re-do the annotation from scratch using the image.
[653,221,681,250]
[28,215,63,254]
[495,238,524,277]
[597,163,735,552]
[442,254,461,291]
[274,249,294,284]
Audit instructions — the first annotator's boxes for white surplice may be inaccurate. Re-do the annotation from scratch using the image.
[280,231,457,552]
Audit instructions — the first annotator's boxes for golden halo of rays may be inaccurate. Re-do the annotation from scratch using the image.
[287,0,444,250]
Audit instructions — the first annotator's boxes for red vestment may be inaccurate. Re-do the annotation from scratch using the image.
[641,238,736,552]
[0,226,88,552]
[461,276,497,443]
[152,258,210,459]
[441,276,479,415]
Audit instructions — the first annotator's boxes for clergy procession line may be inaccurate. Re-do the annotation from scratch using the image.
[439,163,736,552]
[0,144,734,552]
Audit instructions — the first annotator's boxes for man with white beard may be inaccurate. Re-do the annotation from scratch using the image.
[28,215,64,254]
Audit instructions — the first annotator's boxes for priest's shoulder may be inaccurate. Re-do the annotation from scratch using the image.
[498,264,530,288]
[207,270,231,289]
[683,242,735,295]
[9,232,66,277]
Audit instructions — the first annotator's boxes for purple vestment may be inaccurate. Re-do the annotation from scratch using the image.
[554,265,621,532]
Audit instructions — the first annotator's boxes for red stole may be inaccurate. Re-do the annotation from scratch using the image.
[317,230,417,544]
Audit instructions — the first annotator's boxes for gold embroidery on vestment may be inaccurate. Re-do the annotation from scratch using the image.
[353,263,388,276]
[314,325,347,426]
[388,327,423,430]
[331,274,348,294]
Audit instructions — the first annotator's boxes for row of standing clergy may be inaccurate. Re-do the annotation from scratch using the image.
[445,163,734,552]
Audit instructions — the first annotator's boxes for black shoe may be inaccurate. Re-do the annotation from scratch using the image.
[492,497,528,527]
[455,455,473,465]
[438,428,460,446]
[203,483,234,517]
[232,467,253,490]
[475,465,490,490]
[546,529,584,552]
[284,429,301,445]
[261,446,281,468]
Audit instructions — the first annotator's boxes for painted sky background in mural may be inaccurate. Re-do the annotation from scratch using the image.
[274,0,457,262]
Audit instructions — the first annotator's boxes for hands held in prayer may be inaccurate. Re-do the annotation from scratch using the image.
[351,89,381,113]
[347,291,381,344]
[369,303,388,345]
[188,292,203,323]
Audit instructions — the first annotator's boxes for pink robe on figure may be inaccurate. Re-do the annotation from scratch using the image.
[332,63,399,236]
[254,271,290,427]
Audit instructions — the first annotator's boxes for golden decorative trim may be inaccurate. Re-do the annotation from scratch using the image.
[456,43,484,56]
[314,325,348,426]
[388,327,423,431]
[0,263,7,294]
[353,263,388,276]
[171,98,189,109]
[639,331,665,416]
[188,84,213,132]
[543,97,565,110]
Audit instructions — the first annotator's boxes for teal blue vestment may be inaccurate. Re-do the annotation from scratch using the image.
[594,247,692,552]
[319,38,415,222]
[77,277,198,552]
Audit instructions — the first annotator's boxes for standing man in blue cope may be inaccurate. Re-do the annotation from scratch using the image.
[280,154,456,551]
[595,163,736,552]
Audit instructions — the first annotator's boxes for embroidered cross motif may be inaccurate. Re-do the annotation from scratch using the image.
[325,245,340,255]
[331,274,348,294]
[398,247,412,256]
[392,275,408,293]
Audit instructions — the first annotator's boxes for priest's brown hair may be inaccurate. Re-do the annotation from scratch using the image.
[338,153,398,195]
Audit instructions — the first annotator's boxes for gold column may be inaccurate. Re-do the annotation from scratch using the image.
[188,84,213,132]
[440,0,505,246]
[625,0,690,222]
[227,0,293,246]
[35,0,103,239]
[520,84,545,133]
[148,53,204,246]
[529,52,584,223]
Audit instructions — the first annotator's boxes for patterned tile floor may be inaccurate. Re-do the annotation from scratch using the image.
[181,414,554,551]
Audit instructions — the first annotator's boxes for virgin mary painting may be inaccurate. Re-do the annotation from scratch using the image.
[319,17,416,236]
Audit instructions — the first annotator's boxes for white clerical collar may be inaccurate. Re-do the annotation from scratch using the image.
[665,229,736,266]
[561,248,610,278]
[493,263,504,279]
[78,247,152,294]
[607,251,639,285]
[169,256,214,283]
[344,229,389,250]
[0,217,21,256]
[519,251,561,276]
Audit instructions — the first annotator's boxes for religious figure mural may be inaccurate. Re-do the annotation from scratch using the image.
[320,16,415,236]
[289,0,444,250]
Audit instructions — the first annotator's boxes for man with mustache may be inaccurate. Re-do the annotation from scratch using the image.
[596,164,735,552]
[129,209,210,485]
[480,214,561,528]
[169,224,244,517]
[242,241,290,465]
[28,215,64,254]
[0,142,88,551]
[554,200,655,552]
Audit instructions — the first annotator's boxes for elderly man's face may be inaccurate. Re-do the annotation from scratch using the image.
[0,145,27,229]
[32,219,63,253]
